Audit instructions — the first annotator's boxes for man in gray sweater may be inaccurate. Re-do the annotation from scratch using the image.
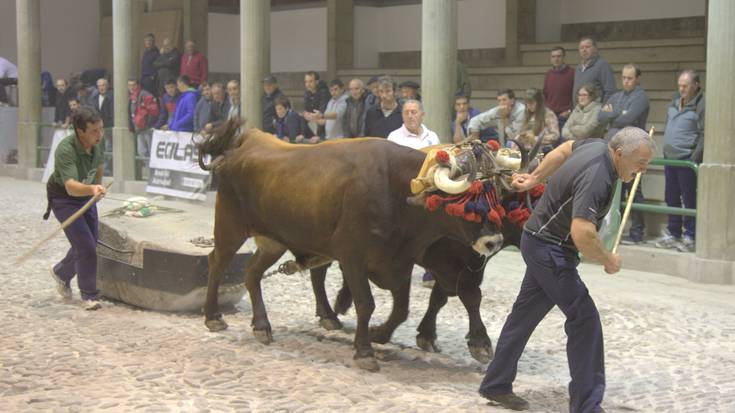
[598,64,650,244]
[654,70,704,253]
[573,37,617,104]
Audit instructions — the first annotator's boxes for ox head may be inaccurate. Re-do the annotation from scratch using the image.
[419,137,544,256]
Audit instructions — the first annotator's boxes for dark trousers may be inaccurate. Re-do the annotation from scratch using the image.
[664,165,697,239]
[141,75,158,97]
[480,233,605,413]
[51,196,100,300]
[621,180,645,239]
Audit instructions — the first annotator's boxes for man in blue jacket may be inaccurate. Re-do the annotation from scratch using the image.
[654,70,704,253]
[169,75,199,132]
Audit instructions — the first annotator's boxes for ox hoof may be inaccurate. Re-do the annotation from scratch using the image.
[369,326,391,344]
[468,344,494,364]
[416,335,441,353]
[253,329,273,345]
[354,356,380,372]
[205,317,228,332]
[319,317,343,331]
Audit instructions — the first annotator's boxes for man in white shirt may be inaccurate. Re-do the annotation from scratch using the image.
[387,99,441,288]
[387,99,439,150]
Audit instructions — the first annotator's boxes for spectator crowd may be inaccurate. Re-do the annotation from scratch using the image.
[2,34,703,254]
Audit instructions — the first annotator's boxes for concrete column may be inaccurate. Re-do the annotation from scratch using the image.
[504,0,520,66]
[421,0,457,143]
[689,0,735,284]
[112,0,136,189]
[15,0,41,173]
[183,0,208,57]
[240,0,270,130]
[327,0,354,82]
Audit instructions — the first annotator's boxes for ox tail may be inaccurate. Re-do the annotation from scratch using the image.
[195,117,246,171]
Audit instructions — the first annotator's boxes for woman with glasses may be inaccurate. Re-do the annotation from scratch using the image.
[562,83,605,140]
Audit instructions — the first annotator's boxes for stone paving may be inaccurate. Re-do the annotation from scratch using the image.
[1,176,734,412]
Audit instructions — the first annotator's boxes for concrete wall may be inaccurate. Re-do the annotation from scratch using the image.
[0,0,100,79]
[560,0,705,23]
[353,0,505,68]
[208,8,328,74]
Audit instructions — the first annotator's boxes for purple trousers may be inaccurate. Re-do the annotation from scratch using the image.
[664,165,697,239]
[51,196,100,300]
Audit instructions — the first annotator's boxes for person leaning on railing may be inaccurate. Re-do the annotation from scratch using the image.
[653,70,704,253]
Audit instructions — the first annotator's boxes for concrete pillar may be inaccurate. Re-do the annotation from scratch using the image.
[690,0,735,284]
[15,0,41,172]
[505,0,536,65]
[505,0,520,66]
[240,0,270,130]
[183,0,208,57]
[327,0,354,82]
[112,0,136,189]
[421,0,457,143]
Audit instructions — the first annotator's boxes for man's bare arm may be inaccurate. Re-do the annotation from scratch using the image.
[570,217,621,274]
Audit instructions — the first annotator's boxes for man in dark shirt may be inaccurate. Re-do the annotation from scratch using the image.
[261,75,283,134]
[479,127,655,413]
[140,33,159,96]
[598,64,650,243]
[364,77,402,138]
[301,71,330,139]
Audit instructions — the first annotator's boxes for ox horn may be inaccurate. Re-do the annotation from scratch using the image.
[434,167,471,194]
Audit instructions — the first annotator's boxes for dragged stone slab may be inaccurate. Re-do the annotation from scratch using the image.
[96,194,250,312]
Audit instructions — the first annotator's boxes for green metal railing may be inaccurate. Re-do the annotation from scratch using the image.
[600,158,698,250]
[622,158,698,217]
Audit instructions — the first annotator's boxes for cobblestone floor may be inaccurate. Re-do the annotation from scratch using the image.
[1,177,734,412]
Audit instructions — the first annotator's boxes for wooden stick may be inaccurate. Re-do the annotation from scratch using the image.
[15,181,113,264]
[612,126,655,254]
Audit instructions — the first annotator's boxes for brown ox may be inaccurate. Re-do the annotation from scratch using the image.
[198,119,505,371]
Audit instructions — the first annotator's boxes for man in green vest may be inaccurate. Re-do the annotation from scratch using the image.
[45,106,107,310]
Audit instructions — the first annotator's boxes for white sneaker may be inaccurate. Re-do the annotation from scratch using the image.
[654,229,680,249]
[82,300,102,311]
[49,267,72,300]
[676,236,695,253]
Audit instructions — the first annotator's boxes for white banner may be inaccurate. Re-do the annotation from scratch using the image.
[41,129,71,183]
[146,130,211,201]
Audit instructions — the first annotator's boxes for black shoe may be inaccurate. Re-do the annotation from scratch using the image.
[620,235,643,245]
[479,391,529,411]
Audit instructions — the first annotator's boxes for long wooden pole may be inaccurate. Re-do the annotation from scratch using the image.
[16,181,113,264]
[612,127,655,254]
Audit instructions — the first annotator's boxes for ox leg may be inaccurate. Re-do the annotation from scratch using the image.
[342,266,378,372]
[204,196,248,332]
[310,263,343,331]
[369,279,411,344]
[245,237,288,344]
[416,284,449,353]
[332,272,353,315]
[458,285,494,363]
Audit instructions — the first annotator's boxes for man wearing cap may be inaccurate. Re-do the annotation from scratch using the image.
[398,80,421,102]
[261,75,283,134]
[365,75,382,108]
